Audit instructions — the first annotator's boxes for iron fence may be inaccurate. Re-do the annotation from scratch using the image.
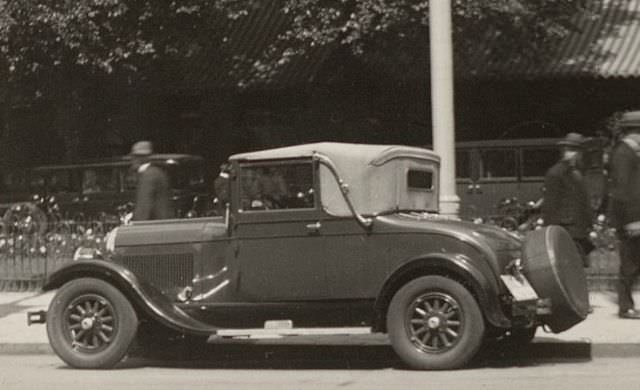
[0,221,117,291]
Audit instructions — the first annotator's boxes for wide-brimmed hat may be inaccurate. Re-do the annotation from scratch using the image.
[557,132,585,148]
[619,110,640,129]
[129,141,153,157]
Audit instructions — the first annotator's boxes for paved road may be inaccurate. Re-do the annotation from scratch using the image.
[1,354,640,390]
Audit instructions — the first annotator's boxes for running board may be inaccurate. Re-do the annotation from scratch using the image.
[209,326,372,340]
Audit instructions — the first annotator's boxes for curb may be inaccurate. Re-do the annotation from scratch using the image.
[0,343,52,355]
[2,341,640,360]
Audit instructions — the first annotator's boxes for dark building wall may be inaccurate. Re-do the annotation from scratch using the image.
[4,75,640,176]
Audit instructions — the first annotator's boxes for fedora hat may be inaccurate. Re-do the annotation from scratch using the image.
[557,132,585,148]
[129,141,153,157]
[619,110,640,129]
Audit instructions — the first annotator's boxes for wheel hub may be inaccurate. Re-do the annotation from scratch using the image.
[80,317,95,330]
[427,316,441,329]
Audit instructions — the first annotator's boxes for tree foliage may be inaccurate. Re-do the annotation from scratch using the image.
[0,0,252,96]
[240,0,583,83]
[0,0,584,93]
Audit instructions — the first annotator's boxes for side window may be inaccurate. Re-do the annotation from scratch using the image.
[82,168,118,194]
[455,150,470,179]
[47,170,74,193]
[521,148,558,178]
[407,169,433,191]
[29,172,46,194]
[1,171,28,193]
[239,162,315,211]
[478,149,517,180]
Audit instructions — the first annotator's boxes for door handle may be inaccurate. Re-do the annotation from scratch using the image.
[306,222,321,234]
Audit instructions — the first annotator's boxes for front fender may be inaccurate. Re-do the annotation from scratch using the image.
[376,254,510,329]
[43,260,217,336]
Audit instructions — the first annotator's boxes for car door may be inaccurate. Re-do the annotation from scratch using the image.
[232,159,331,301]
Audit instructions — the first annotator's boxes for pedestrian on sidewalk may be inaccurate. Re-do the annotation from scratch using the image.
[609,110,640,319]
[542,132,594,267]
[129,141,173,221]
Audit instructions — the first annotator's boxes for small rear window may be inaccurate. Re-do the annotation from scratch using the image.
[408,170,433,191]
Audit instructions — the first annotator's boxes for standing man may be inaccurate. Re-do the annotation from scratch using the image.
[609,111,640,319]
[542,132,594,267]
[129,141,173,221]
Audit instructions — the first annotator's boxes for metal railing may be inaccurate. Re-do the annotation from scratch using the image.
[0,221,117,291]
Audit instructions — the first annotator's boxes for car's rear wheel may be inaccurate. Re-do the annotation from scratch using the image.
[387,275,485,370]
[46,278,138,369]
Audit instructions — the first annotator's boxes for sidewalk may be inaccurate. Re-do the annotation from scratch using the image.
[1,290,640,358]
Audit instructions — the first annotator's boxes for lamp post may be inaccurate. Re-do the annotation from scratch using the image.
[429,0,459,217]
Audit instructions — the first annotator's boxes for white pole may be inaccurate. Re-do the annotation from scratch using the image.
[429,0,459,217]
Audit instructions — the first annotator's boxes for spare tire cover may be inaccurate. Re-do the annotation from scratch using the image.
[522,225,589,333]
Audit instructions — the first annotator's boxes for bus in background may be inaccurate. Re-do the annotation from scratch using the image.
[455,137,606,221]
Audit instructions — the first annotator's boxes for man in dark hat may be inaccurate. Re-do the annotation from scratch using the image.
[542,132,593,268]
[129,141,173,221]
[609,110,640,319]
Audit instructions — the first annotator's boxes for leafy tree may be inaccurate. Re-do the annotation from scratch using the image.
[0,0,253,161]
[235,0,583,84]
[0,0,583,161]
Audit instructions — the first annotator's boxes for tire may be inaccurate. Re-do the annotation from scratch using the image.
[387,275,485,370]
[522,226,589,332]
[46,278,138,369]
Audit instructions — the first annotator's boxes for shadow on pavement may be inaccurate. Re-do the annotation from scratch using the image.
[111,340,592,371]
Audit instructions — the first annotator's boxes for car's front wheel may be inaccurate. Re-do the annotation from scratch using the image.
[387,275,485,370]
[46,278,138,369]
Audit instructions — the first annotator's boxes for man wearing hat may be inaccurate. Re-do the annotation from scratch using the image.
[129,141,173,221]
[609,110,640,319]
[542,132,593,268]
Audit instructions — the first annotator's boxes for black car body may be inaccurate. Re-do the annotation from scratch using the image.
[31,143,590,370]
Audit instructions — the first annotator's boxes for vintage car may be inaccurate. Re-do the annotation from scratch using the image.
[28,142,589,370]
[0,154,211,234]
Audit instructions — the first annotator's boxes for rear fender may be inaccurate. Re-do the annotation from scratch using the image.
[42,260,216,336]
[375,254,510,331]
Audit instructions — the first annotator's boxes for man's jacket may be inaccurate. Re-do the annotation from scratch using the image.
[542,159,592,239]
[609,134,640,232]
[133,163,173,221]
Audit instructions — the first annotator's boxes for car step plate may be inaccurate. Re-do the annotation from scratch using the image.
[211,326,372,340]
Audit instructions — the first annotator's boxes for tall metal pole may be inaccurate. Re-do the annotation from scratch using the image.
[429,0,459,217]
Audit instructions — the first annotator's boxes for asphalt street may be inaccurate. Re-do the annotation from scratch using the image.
[1,354,639,390]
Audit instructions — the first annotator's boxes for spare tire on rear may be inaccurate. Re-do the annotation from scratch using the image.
[522,225,589,333]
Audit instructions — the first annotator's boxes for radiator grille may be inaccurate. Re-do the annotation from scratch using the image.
[116,254,194,291]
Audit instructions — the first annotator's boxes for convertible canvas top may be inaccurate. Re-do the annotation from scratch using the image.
[230,142,440,166]
[231,142,440,215]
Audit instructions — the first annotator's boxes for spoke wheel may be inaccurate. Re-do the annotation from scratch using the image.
[63,294,116,354]
[406,292,463,353]
[47,278,138,369]
[387,275,485,370]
